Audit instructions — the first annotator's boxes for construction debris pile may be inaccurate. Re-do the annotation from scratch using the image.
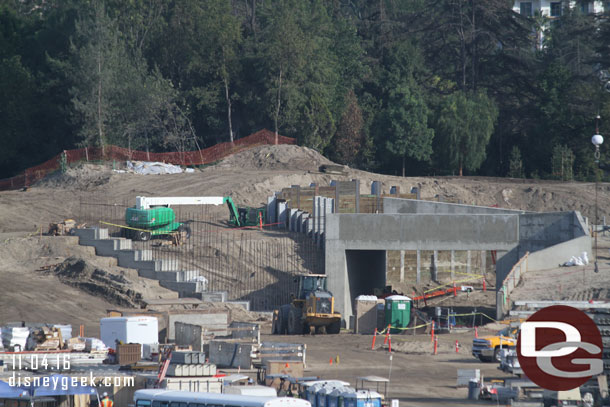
[44,257,143,307]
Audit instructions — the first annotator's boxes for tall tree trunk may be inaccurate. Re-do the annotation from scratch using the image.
[471,0,476,91]
[402,155,405,177]
[224,76,234,143]
[222,51,234,144]
[274,65,283,145]
[459,158,463,176]
[251,0,256,38]
[97,49,104,156]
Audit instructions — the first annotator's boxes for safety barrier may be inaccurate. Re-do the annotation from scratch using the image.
[0,129,295,191]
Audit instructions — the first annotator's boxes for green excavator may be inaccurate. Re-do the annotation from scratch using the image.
[124,196,266,241]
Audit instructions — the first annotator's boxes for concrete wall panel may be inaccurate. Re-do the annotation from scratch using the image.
[331,214,519,251]
[383,198,525,215]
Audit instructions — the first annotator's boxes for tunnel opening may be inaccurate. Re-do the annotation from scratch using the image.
[345,250,386,316]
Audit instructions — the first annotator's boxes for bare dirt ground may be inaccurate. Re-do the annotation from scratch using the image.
[265,329,512,407]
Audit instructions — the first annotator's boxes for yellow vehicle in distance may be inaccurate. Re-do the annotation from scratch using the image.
[472,326,518,362]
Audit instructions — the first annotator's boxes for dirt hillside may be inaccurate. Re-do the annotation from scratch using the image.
[1,143,608,329]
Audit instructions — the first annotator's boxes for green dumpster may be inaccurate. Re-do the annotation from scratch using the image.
[384,295,411,334]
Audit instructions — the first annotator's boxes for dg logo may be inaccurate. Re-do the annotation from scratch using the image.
[517,305,603,391]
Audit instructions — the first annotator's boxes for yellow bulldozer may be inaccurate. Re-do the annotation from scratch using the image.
[273,274,341,335]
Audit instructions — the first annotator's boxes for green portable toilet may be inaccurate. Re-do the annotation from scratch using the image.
[384,295,411,334]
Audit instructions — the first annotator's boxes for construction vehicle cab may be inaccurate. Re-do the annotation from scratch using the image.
[275,275,341,335]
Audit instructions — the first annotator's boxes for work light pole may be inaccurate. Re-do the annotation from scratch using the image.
[592,115,603,273]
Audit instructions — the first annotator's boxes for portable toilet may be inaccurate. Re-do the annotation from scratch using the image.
[328,386,350,407]
[305,381,350,407]
[344,390,383,407]
[341,388,358,407]
[317,385,335,407]
[306,383,323,407]
[327,387,341,407]
[384,295,411,334]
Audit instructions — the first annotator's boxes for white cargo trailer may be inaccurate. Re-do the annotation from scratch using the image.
[100,316,159,355]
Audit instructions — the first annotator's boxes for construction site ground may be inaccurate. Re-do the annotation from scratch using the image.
[265,328,514,407]
[1,144,610,405]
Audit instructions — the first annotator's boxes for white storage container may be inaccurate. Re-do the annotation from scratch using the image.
[100,316,158,354]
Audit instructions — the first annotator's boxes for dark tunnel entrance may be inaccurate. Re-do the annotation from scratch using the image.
[345,250,386,315]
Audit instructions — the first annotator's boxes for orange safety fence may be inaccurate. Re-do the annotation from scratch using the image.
[0,129,295,191]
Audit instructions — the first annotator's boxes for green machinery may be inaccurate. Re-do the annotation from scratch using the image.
[125,196,266,241]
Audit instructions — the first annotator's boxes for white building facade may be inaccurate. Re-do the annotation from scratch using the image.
[513,1,608,17]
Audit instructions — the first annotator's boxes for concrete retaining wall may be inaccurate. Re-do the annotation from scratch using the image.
[326,213,520,323]
[526,235,592,271]
[383,198,525,215]
[327,214,519,251]
[518,212,589,256]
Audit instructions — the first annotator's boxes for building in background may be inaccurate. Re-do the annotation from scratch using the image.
[513,1,607,17]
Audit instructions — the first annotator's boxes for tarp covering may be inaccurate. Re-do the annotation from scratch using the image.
[30,375,98,397]
[0,381,29,399]
[126,161,183,175]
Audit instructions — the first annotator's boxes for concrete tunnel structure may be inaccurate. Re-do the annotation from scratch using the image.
[324,198,592,325]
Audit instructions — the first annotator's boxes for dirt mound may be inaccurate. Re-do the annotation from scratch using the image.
[217,144,335,171]
[43,257,143,307]
[35,163,114,190]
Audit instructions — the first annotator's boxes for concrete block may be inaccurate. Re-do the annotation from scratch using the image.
[91,238,133,256]
[159,281,203,297]
[227,301,250,311]
[169,313,229,340]
[209,341,254,369]
[267,196,277,225]
[200,291,228,303]
[171,352,193,364]
[74,227,109,241]
[277,201,287,228]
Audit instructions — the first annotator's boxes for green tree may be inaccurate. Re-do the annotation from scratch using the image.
[68,2,121,151]
[68,1,188,153]
[332,90,365,166]
[377,42,434,176]
[551,144,575,181]
[434,90,498,175]
[508,146,524,178]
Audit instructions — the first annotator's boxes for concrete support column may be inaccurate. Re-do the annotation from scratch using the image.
[416,250,421,284]
[431,251,438,281]
[334,181,340,214]
[467,250,471,274]
[291,185,301,209]
[481,250,486,275]
[353,179,360,214]
[400,250,405,283]
[266,196,276,224]
[450,250,455,280]
[277,201,287,228]
[312,196,320,239]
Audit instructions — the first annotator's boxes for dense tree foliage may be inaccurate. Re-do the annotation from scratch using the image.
[1,0,610,180]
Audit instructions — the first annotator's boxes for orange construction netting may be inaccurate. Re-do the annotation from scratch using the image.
[0,129,295,191]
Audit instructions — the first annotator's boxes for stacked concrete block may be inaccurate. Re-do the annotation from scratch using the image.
[166,351,217,377]
[200,291,228,303]
[74,228,206,299]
